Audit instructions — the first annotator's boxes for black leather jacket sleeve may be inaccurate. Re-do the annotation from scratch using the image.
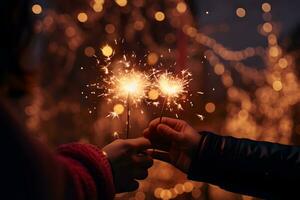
[188,132,300,199]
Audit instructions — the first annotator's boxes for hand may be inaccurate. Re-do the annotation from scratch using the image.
[103,137,153,193]
[143,117,201,173]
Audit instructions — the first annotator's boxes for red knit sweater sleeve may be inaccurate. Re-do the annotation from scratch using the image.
[56,143,115,200]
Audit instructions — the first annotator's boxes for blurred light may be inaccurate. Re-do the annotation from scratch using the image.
[135,191,145,200]
[170,189,177,199]
[148,89,159,100]
[238,109,249,120]
[84,47,95,57]
[115,0,127,7]
[183,182,194,192]
[278,58,288,69]
[269,46,280,57]
[205,102,216,113]
[192,188,202,198]
[155,11,165,21]
[134,20,145,31]
[65,27,76,37]
[236,8,246,18]
[268,34,277,45]
[262,22,272,33]
[176,2,187,14]
[105,24,115,34]
[93,3,103,12]
[154,188,163,199]
[95,0,105,3]
[101,44,113,57]
[273,81,283,91]
[174,184,184,194]
[32,4,42,15]
[113,104,125,115]
[147,52,159,65]
[214,63,225,75]
[160,189,172,199]
[262,3,271,12]
[77,12,88,23]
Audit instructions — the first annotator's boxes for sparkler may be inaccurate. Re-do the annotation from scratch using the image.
[104,67,151,138]
[155,70,192,123]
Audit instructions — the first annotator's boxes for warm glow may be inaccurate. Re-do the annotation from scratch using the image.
[84,47,95,57]
[101,44,113,57]
[176,2,187,13]
[114,70,150,99]
[93,4,103,12]
[278,58,288,69]
[273,80,283,91]
[269,46,280,57]
[155,11,165,21]
[134,20,144,30]
[105,24,115,34]
[154,188,163,199]
[214,63,225,75]
[183,182,194,192]
[158,73,184,97]
[205,102,216,113]
[262,22,272,33]
[32,4,42,15]
[262,3,271,12]
[268,34,277,45]
[174,184,184,194]
[113,104,125,114]
[148,89,159,100]
[77,12,88,23]
[147,52,159,65]
[236,8,246,18]
[115,0,127,7]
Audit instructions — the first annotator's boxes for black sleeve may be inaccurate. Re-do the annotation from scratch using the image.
[188,132,300,199]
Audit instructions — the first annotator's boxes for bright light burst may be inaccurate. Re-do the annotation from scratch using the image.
[154,69,192,111]
[106,69,151,105]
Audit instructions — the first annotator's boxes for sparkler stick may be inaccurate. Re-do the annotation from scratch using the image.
[126,93,130,138]
[159,96,168,124]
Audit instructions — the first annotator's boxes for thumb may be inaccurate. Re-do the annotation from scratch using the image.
[157,124,183,142]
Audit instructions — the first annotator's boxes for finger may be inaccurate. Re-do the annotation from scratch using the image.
[132,169,148,180]
[157,124,183,142]
[149,117,182,130]
[132,154,153,169]
[148,149,171,163]
[127,137,152,152]
[143,128,150,138]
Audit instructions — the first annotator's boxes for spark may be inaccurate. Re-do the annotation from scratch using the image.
[197,114,205,121]
[106,111,119,119]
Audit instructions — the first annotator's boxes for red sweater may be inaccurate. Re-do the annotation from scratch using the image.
[0,102,115,200]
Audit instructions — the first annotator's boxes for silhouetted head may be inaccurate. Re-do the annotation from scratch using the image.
[0,0,33,97]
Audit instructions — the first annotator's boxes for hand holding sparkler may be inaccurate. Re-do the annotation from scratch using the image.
[143,117,200,173]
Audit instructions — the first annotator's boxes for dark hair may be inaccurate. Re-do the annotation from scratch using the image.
[0,0,33,96]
